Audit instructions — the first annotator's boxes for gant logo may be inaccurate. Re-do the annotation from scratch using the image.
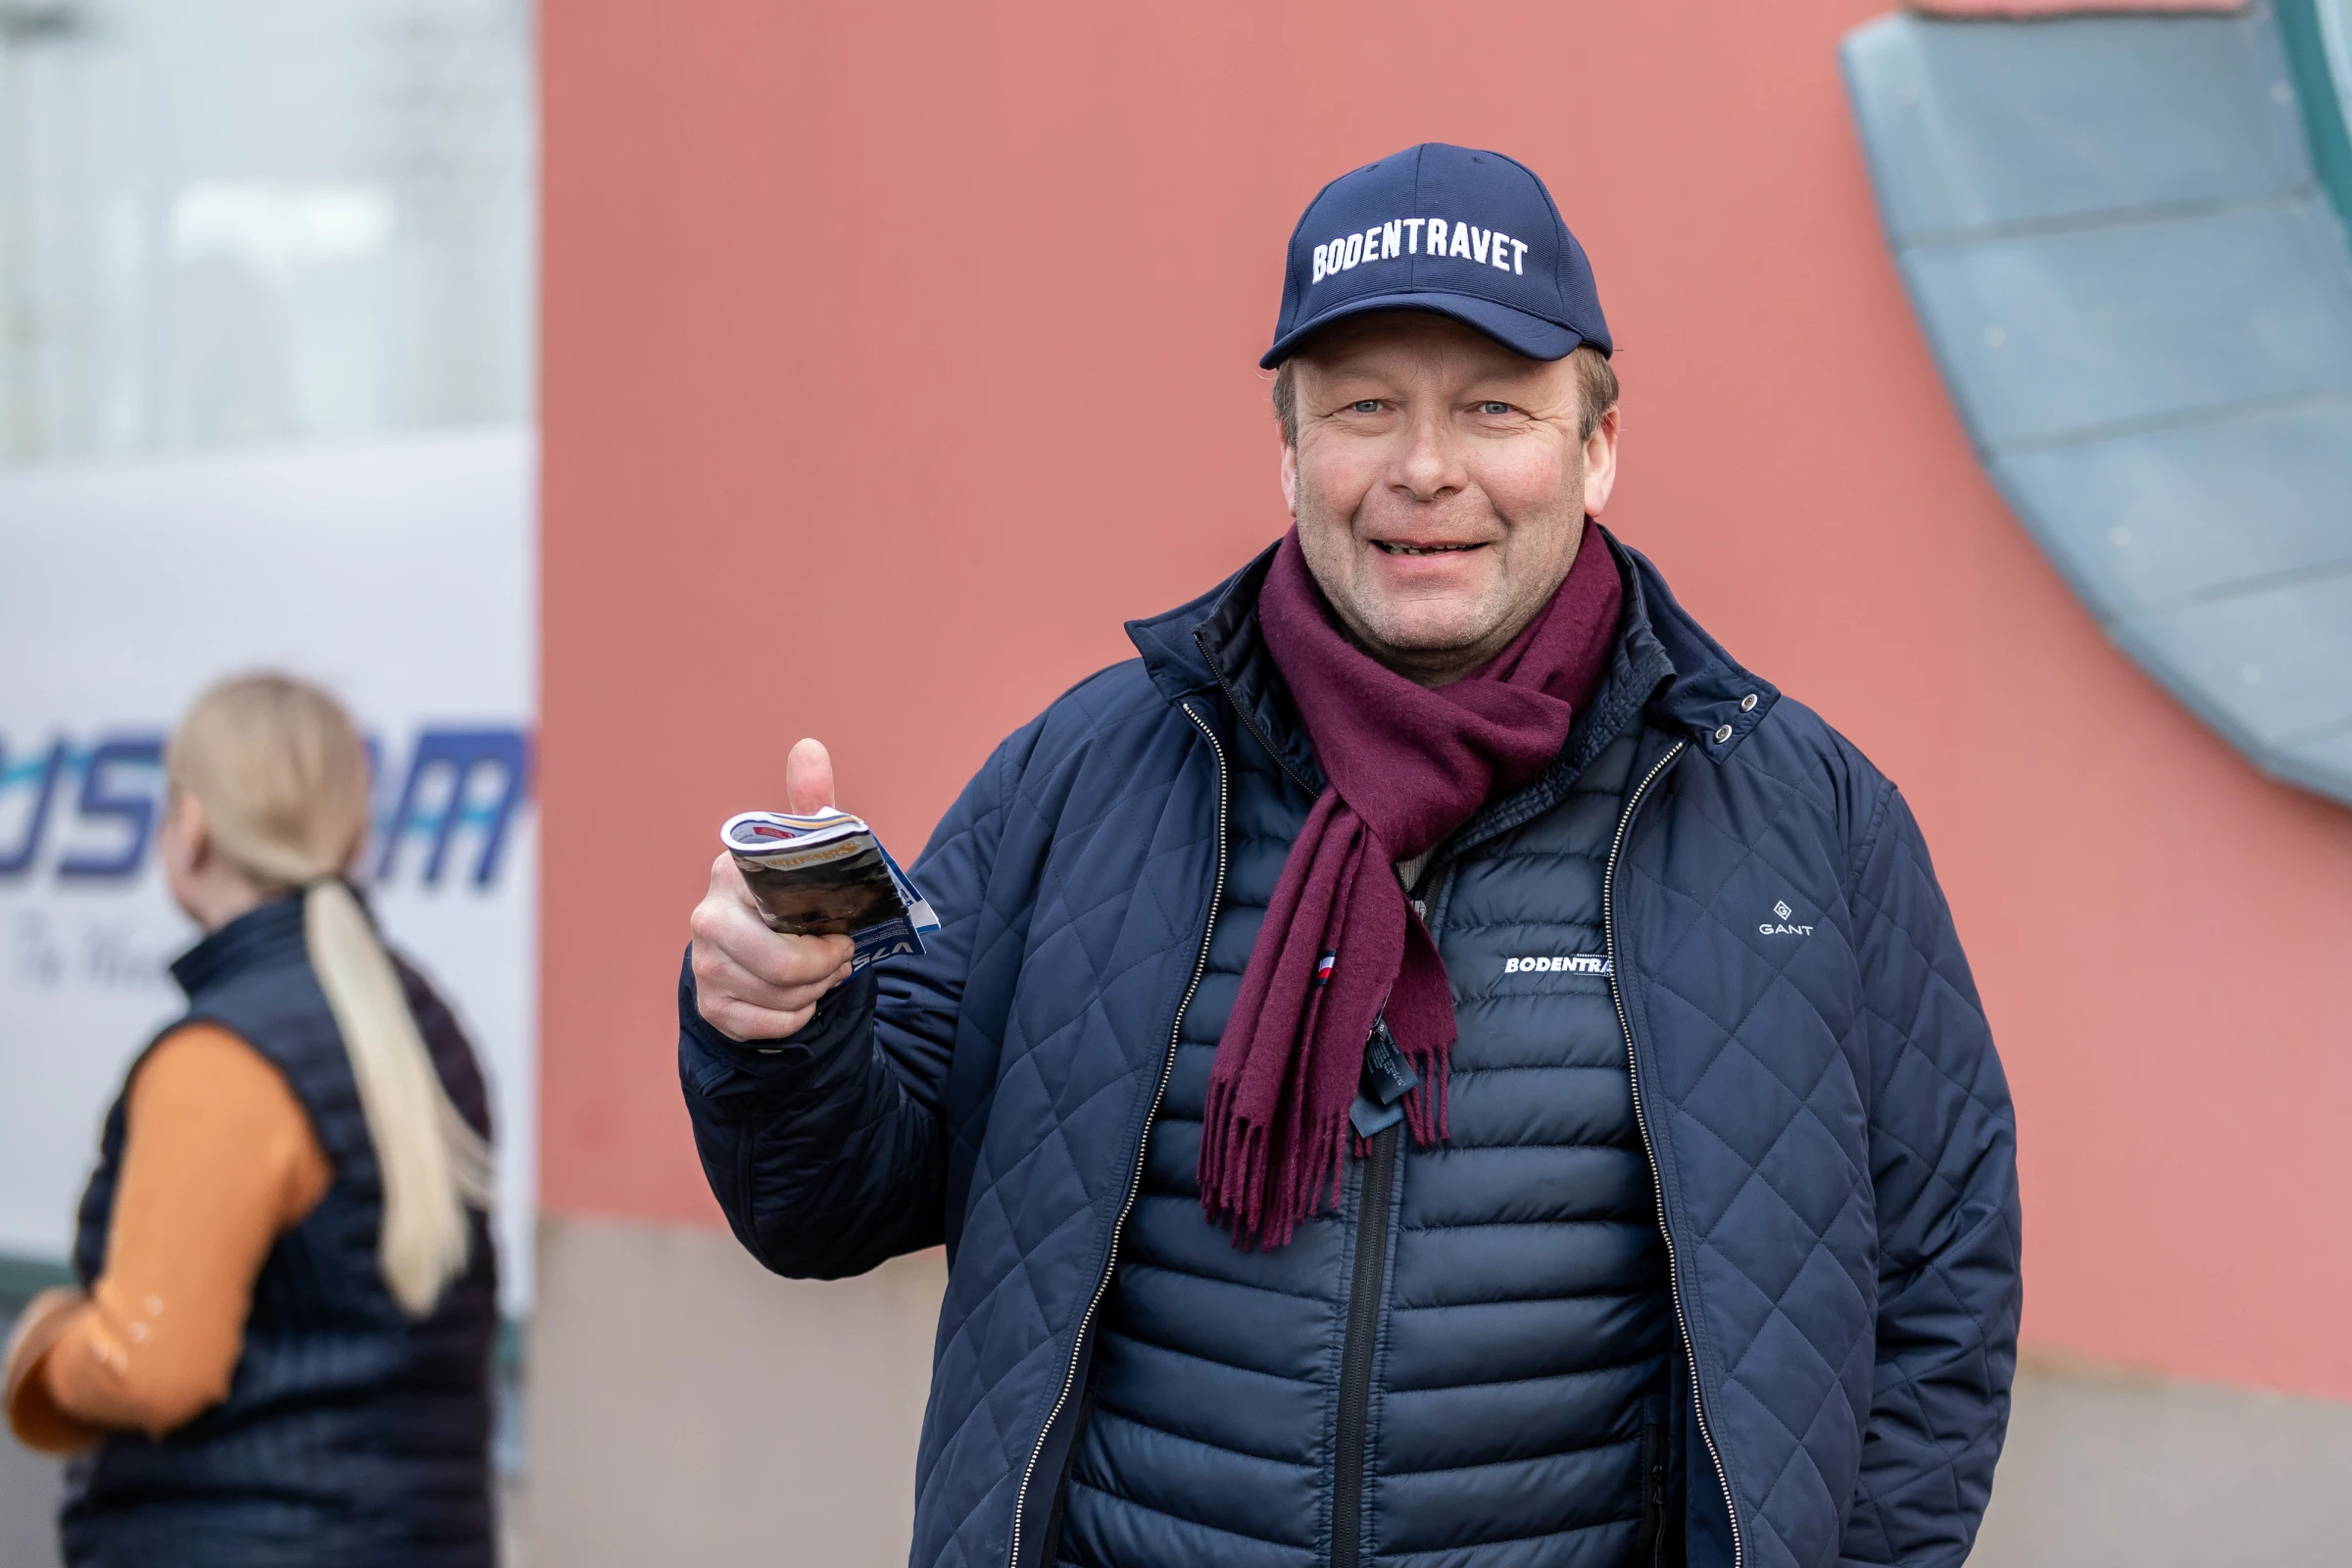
[1760,900,1813,937]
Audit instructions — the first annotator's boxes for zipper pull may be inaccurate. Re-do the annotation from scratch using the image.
[1348,1016,1419,1138]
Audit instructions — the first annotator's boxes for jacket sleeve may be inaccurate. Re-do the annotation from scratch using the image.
[1837,781,2023,1568]
[678,736,1015,1280]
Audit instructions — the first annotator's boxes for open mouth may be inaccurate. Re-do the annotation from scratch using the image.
[1374,541,1483,557]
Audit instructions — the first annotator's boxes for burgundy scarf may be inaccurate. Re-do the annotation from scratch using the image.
[1199,522,1623,1249]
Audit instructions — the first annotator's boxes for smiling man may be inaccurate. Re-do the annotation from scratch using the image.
[678,144,2021,1568]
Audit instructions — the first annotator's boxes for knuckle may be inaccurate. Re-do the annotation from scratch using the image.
[747,942,798,988]
[777,937,830,982]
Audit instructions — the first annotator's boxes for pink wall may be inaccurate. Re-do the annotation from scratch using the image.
[541,0,2352,1398]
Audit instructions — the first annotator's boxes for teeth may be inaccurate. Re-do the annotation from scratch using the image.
[1378,542,1476,556]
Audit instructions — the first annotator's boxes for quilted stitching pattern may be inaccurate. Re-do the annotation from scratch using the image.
[1055,710,1343,1568]
[909,671,1229,1568]
[1617,706,2017,1568]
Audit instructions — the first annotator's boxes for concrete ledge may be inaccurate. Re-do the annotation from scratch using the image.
[18,1217,2351,1565]
[525,1214,946,1568]
[1973,1352,2352,1565]
[519,1215,2352,1565]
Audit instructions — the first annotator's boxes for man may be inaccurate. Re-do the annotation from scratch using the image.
[681,143,2020,1568]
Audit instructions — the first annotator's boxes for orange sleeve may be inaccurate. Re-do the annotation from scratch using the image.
[3,1286,99,1451]
[3,1024,331,1449]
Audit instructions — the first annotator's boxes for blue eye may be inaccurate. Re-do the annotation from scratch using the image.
[1480,401,1511,415]
[1351,400,1381,414]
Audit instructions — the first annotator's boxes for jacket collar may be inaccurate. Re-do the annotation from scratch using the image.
[171,892,310,999]
[1128,539,1324,791]
[1126,538,1267,704]
[1125,525,1779,761]
[1618,531,1781,755]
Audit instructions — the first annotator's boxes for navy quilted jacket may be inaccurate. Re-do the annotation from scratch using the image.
[680,535,2021,1568]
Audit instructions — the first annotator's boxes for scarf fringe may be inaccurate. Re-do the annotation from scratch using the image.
[1202,1074,1348,1251]
[1400,1039,1449,1147]
[1207,1052,1451,1250]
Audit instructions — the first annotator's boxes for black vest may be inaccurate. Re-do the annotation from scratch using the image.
[1054,644,1679,1568]
[62,896,499,1568]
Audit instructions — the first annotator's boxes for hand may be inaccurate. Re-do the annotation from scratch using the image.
[4,1286,100,1454]
[690,738,858,1042]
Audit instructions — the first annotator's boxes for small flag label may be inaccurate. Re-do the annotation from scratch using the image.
[1315,951,1337,986]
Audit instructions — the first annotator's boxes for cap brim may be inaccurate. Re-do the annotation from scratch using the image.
[1260,290,1583,368]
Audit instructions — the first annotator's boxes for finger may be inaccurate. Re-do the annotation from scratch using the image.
[691,928,849,1015]
[695,897,853,990]
[697,994,816,1044]
[694,947,855,1040]
[705,947,854,1015]
[701,854,856,967]
[785,737,836,816]
[710,851,769,918]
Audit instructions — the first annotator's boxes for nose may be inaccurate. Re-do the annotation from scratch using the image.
[1393,407,1467,504]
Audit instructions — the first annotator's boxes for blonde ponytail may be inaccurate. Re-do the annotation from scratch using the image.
[169,674,493,1318]
[303,876,496,1315]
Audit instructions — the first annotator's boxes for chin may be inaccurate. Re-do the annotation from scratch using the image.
[1361,606,1492,657]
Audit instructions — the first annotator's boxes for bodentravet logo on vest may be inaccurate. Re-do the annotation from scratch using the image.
[0,429,539,1313]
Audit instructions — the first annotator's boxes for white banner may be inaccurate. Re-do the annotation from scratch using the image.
[0,429,536,1310]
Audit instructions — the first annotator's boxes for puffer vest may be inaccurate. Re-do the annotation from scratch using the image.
[63,895,499,1568]
[1050,655,1677,1567]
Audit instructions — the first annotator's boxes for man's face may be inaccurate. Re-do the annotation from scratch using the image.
[1281,312,1618,687]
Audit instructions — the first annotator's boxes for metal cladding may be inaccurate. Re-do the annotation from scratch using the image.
[1844,4,2352,807]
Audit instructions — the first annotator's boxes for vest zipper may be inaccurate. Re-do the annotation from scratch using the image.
[1005,699,1230,1568]
[1329,1120,1396,1568]
[1603,738,1744,1568]
[1334,846,1445,1568]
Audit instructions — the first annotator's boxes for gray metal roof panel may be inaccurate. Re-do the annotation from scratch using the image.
[1899,202,2352,448]
[2114,571,2352,749]
[1990,400,2352,613]
[1844,9,2312,241]
[2278,724,2352,799]
[1844,4,2352,808]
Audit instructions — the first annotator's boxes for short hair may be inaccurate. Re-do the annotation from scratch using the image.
[1271,342,1619,447]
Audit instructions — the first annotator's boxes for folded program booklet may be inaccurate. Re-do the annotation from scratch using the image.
[721,808,942,973]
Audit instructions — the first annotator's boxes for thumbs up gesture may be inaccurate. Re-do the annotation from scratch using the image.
[690,738,859,1041]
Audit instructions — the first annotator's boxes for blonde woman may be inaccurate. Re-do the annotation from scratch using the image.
[2,675,500,1567]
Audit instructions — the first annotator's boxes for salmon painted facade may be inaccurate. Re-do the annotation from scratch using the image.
[535,1,2352,1560]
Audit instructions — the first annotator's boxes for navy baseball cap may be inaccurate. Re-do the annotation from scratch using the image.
[1261,143,1612,368]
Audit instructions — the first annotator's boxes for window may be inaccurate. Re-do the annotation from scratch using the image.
[0,0,532,465]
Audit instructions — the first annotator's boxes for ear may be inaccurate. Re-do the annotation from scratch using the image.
[161,791,209,875]
[1580,404,1621,518]
[1280,438,1299,517]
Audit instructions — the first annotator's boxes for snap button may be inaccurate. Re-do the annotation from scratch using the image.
[1712,724,1733,744]
[1740,693,1758,712]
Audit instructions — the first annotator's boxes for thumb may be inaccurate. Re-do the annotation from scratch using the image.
[785,737,836,816]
